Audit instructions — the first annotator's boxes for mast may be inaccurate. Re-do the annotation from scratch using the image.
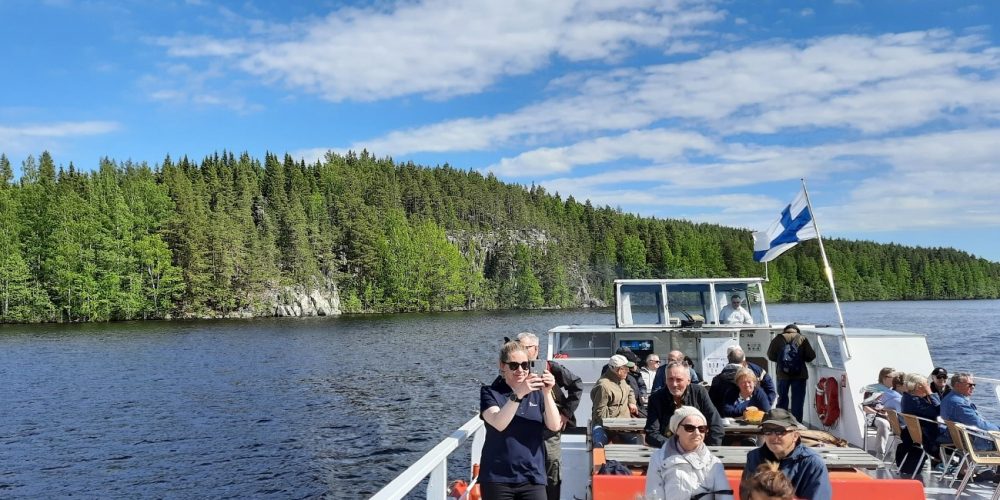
[800,178,851,359]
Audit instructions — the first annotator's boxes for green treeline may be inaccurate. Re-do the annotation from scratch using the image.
[0,150,998,323]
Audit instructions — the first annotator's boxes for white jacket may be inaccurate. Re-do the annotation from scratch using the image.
[644,437,733,500]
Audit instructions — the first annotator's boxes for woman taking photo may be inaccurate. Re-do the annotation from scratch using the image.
[644,406,733,500]
[479,341,561,499]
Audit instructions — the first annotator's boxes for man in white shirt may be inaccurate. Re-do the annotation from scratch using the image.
[639,353,659,402]
[719,294,753,324]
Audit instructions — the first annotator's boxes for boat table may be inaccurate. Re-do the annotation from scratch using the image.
[601,417,645,432]
[603,444,884,470]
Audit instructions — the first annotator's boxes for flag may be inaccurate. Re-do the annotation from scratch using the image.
[753,189,817,262]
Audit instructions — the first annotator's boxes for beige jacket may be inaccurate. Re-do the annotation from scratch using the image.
[590,371,636,426]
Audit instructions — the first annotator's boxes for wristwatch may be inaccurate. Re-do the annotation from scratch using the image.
[508,393,523,403]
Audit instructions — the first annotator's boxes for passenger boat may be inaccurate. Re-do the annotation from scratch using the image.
[373,278,1000,499]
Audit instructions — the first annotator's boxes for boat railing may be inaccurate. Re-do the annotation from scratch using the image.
[371,415,485,500]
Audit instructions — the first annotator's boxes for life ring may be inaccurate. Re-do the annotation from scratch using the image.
[814,377,841,427]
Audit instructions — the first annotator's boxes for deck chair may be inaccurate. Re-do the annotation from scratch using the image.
[883,408,905,470]
[941,420,968,485]
[900,413,934,479]
[952,423,1000,499]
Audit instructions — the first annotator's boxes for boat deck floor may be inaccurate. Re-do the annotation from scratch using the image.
[557,434,1000,499]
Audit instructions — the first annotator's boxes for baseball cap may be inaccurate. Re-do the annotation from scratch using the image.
[609,354,635,369]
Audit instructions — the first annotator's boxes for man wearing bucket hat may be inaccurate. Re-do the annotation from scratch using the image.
[743,409,832,500]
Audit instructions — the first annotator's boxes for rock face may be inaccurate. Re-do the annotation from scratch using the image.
[268,282,342,317]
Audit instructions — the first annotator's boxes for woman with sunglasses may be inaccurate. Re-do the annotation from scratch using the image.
[479,341,561,500]
[644,406,733,500]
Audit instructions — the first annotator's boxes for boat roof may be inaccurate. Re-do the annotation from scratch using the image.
[548,324,927,339]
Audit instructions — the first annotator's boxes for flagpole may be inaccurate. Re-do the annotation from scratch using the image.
[800,178,852,359]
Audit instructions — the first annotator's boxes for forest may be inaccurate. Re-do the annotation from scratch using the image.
[0,150,998,323]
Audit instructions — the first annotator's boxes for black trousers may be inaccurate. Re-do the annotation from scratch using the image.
[480,482,546,500]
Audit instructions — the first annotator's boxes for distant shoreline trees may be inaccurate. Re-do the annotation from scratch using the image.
[0,150,997,323]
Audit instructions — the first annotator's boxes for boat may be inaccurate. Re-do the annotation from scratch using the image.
[373,277,1000,499]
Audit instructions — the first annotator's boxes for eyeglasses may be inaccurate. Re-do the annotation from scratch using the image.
[522,345,539,350]
[680,424,709,434]
[505,361,530,371]
[935,375,948,379]
[650,360,661,365]
[761,428,792,437]
[965,382,976,388]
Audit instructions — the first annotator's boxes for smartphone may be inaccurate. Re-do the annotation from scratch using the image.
[531,360,546,376]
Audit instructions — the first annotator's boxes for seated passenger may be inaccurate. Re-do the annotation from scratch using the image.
[743,409,832,500]
[645,362,725,448]
[739,462,795,500]
[720,367,772,418]
[719,294,753,324]
[900,372,945,457]
[929,367,951,397]
[591,354,639,447]
[939,372,1000,450]
[651,350,699,391]
[644,407,733,500]
[709,346,776,411]
[860,367,897,458]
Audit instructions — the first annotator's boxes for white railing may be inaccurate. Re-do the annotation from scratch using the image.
[371,415,485,500]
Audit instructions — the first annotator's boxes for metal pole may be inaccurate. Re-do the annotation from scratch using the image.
[799,179,852,359]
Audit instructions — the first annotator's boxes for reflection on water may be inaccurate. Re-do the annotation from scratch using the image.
[0,301,996,498]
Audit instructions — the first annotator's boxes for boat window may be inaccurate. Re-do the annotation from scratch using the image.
[818,334,844,369]
[665,284,712,325]
[557,331,614,358]
[618,284,663,326]
[714,283,764,325]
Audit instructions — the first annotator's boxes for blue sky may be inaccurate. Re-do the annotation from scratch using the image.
[2,0,999,262]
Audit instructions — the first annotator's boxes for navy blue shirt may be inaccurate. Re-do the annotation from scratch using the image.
[479,379,547,485]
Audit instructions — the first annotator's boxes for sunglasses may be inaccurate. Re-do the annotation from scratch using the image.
[505,361,531,371]
[761,428,792,437]
[935,375,948,379]
[680,424,709,434]
[965,382,977,388]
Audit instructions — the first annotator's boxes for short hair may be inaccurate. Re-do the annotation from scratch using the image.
[735,367,757,384]
[515,332,539,344]
[878,367,895,381]
[903,372,927,392]
[665,361,689,378]
[644,353,660,363]
[500,340,527,363]
[727,346,746,364]
[668,350,685,362]
[740,462,795,500]
[951,372,973,386]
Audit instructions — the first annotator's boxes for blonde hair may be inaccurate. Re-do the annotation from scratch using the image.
[735,367,757,384]
[740,461,795,500]
[904,372,927,392]
[500,340,527,363]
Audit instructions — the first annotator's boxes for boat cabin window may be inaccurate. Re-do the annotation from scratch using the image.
[714,283,765,325]
[618,284,664,326]
[665,284,712,326]
[556,331,614,358]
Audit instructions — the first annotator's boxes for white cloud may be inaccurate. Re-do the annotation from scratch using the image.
[0,121,120,156]
[157,0,725,102]
[342,30,998,158]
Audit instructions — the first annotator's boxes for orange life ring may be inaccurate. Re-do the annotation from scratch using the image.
[814,377,841,427]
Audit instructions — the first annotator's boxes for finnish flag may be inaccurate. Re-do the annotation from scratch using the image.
[752,189,817,263]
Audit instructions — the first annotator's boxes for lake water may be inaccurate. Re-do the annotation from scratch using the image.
[1,300,997,498]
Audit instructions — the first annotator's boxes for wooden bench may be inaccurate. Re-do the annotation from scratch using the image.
[603,444,884,470]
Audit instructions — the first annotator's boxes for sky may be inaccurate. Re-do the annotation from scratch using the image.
[1,0,999,262]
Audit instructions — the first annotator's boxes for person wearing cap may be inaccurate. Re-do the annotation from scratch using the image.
[929,367,952,397]
[591,354,639,447]
[645,361,725,448]
[719,293,753,325]
[604,347,648,416]
[743,409,832,500]
[644,406,734,500]
[479,341,562,500]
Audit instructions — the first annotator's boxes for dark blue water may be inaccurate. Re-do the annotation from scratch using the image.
[0,301,996,498]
